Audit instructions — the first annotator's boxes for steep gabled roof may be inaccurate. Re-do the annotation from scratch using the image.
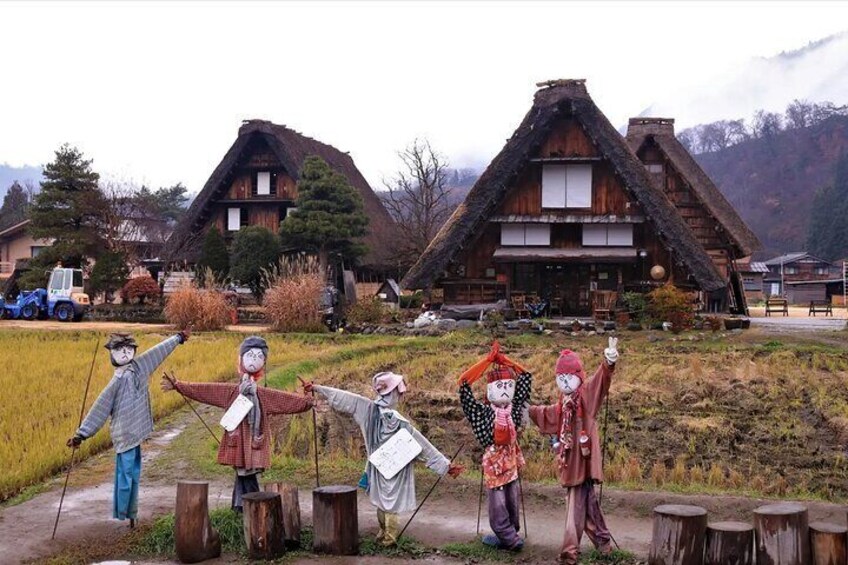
[166,120,395,266]
[402,80,727,292]
[626,118,761,257]
[763,252,830,266]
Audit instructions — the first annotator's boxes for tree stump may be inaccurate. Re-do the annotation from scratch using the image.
[649,504,708,565]
[312,485,358,555]
[809,522,847,565]
[174,481,221,563]
[242,491,286,560]
[705,521,754,565]
[265,482,301,549]
[753,502,811,565]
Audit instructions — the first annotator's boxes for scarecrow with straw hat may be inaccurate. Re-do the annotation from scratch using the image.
[457,341,531,552]
[67,331,189,527]
[303,372,464,546]
[527,336,619,565]
[161,335,314,512]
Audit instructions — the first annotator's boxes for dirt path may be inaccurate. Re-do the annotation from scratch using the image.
[0,319,270,332]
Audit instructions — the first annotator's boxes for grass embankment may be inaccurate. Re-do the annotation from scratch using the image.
[0,329,397,501]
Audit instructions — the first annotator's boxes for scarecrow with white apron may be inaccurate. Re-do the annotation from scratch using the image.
[161,336,313,511]
[527,337,619,565]
[67,331,189,527]
[304,373,464,546]
[458,341,531,551]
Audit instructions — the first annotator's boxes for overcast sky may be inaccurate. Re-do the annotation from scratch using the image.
[2,1,847,192]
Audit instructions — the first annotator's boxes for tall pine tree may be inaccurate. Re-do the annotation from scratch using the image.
[0,181,29,230]
[28,144,106,267]
[279,156,369,274]
[808,153,848,261]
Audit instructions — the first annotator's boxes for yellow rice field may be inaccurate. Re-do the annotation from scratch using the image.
[0,329,333,501]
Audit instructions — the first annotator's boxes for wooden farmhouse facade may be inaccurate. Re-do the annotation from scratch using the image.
[166,119,396,271]
[402,80,758,315]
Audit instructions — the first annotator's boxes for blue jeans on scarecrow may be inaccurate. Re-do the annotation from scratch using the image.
[113,446,141,520]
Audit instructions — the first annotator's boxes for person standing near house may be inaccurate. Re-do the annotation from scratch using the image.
[457,341,531,551]
[527,337,619,565]
[161,336,313,511]
[304,373,464,546]
[67,331,189,527]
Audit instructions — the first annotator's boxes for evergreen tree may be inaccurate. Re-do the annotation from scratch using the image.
[279,156,369,274]
[89,250,130,301]
[808,153,848,261]
[0,181,29,230]
[28,144,106,267]
[197,227,230,282]
[229,226,281,298]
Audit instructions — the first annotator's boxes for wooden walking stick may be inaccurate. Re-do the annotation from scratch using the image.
[297,377,320,487]
[476,464,484,536]
[53,339,99,540]
[163,372,220,445]
[518,471,528,540]
[398,442,466,540]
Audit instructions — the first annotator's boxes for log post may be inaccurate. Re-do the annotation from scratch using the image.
[649,504,708,565]
[174,480,221,564]
[753,502,811,565]
[810,522,847,565]
[265,482,302,549]
[705,521,754,565]
[312,485,358,555]
[242,492,286,560]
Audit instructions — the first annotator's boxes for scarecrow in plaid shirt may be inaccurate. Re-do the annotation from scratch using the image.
[68,331,189,527]
[458,341,531,552]
[161,335,313,511]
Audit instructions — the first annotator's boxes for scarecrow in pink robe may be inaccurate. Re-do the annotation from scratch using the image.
[527,337,619,565]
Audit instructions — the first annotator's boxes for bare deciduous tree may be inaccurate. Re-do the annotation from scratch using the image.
[382,139,452,265]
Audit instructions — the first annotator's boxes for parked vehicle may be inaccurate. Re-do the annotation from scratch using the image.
[1,267,90,321]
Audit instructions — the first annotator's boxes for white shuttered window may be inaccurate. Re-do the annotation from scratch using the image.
[227,208,241,231]
[542,164,593,208]
[257,172,271,195]
[501,223,551,246]
[582,224,633,246]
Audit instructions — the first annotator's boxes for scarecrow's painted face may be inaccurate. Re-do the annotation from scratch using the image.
[110,346,136,367]
[556,373,582,395]
[487,379,516,406]
[375,388,402,409]
[241,348,266,374]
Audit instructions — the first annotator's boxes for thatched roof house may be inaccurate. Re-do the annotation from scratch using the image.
[166,119,395,268]
[625,117,761,259]
[403,79,729,313]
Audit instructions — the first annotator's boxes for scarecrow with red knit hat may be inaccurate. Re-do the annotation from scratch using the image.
[528,336,619,565]
[458,341,532,552]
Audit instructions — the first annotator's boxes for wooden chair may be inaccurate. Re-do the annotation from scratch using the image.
[592,290,617,321]
[765,297,788,317]
[511,294,529,319]
[548,296,564,317]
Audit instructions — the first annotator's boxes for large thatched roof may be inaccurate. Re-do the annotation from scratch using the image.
[402,79,726,292]
[626,118,761,257]
[166,119,395,266]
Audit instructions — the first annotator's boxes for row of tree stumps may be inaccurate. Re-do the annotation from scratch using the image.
[173,481,359,563]
[649,502,848,565]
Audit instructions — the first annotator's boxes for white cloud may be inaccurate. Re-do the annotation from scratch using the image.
[1,0,846,192]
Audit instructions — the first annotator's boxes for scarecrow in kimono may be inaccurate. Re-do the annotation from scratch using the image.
[303,373,464,546]
[527,337,619,565]
[67,331,189,527]
[161,335,313,511]
[458,341,531,552]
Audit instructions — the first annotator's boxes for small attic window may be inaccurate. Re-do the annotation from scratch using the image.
[646,163,663,174]
[252,171,277,196]
[542,164,592,209]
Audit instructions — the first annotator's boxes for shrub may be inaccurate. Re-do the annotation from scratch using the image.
[164,284,232,330]
[230,226,282,299]
[346,296,386,325]
[196,227,229,281]
[264,277,325,333]
[399,291,424,309]
[647,284,694,333]
[620,291,647,320]
[121,275,161,305]
[90,250,130,300]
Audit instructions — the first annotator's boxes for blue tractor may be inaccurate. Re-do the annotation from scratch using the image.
[1,267,90,322]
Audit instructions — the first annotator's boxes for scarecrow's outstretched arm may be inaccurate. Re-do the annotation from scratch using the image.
[173,381,234,409]
[135,334,184,381]
[75,377,120,440]
[313,385,371,426]
[411,426,451,476]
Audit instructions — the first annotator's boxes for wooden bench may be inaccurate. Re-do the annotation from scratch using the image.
[765,298,788,317]
[809,300,833,316]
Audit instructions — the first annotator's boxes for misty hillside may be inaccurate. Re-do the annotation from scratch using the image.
[645,32,848,128]
[0,164,41,200]
[695,114,848,258]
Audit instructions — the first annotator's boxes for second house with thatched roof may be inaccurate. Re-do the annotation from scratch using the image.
[402,79,751,316]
